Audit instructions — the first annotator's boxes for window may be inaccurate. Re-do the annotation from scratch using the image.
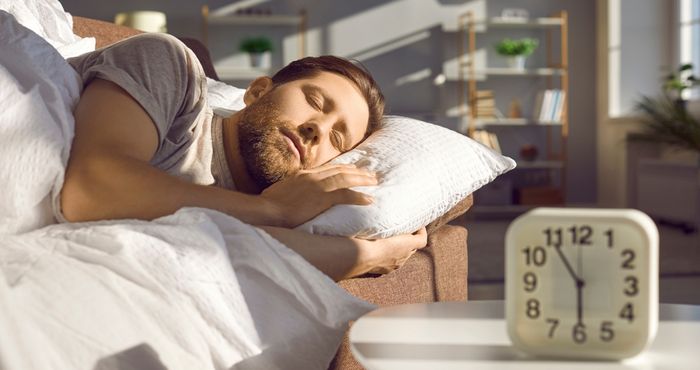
[607,0,671,117]
[679,0,700,99]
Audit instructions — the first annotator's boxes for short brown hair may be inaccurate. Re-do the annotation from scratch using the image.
[271,55,385,137]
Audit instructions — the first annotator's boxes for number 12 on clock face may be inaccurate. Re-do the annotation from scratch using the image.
[505,208,659,360]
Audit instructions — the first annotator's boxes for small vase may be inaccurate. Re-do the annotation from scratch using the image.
[507,55,527,70]
[249,52,264,68]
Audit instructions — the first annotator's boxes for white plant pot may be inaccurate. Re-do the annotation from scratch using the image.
[507,55,527,70]
[249,51,271,69]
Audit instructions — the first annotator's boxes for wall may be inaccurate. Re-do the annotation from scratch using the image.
[60,0,597,204]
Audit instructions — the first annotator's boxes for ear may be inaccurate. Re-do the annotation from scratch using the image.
[243,76,274,105]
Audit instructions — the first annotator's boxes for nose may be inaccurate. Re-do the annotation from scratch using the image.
[299,117,333,145]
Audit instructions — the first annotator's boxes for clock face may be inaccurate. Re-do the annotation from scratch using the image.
[505,208,659,360]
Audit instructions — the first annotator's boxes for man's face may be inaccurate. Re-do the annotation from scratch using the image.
[238,71,370,188]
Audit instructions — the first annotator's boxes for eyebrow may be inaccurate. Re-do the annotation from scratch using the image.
[302,84,356,149]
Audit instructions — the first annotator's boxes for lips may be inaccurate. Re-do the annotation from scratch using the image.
[281,129,305,164]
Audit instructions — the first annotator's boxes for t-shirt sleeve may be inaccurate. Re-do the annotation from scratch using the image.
[67,33,207,156]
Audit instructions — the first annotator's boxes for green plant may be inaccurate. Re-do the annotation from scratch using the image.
[239,37,273,53]
[633,93,700,153]
[665,63,699,97]
[494,38,539,57]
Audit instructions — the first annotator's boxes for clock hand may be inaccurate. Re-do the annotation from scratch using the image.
[553,245,580,282]
[554,245,586,324]
[576,279,584,325]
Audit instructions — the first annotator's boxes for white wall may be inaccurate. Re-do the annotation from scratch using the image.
[60,0,597,204]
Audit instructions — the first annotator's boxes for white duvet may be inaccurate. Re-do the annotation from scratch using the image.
[0,5,373,370]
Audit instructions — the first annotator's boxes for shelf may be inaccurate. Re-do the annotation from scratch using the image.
[444,68,566,81]
[202,4,307,59]
[443,17,564,32]
[483,17,564,28]
[215,66,271,80]
[514,160,564,169]
[207,14,303,26]
[474,118,563,127]
[477,67,566,76]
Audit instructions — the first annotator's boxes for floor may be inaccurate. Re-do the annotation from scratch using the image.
[456,216,700,304]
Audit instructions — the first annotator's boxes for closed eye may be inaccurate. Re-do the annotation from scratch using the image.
[306,93,323,111]
[331,130,345,151]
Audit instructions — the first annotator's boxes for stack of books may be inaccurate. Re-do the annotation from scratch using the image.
[471,90,496,119]
[471,129,502,154]
[533,89,566,123]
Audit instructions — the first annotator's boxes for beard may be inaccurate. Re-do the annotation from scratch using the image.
[237,94,305,189]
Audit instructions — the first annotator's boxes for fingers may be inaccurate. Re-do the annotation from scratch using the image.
[317,172,378,193]
[330,188,374,206]
[304,163,376,179]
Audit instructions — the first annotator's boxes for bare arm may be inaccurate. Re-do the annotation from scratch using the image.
[259,226,428,281]
[62,79,282,224]
[61,79,374,225]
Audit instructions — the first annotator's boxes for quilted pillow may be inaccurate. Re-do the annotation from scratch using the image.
[296,115,516,238]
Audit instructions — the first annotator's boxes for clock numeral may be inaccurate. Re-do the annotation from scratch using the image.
[604,229,614,248]
[526,298,540,319]
[567,225,593,246]
[619,303,635,322]
[523,272,537,292]
[572,323,587,344]
[621,249,636,269]
[600,321,615,342]
[545,226,593,247]
[546,318,559,338]
[544,228,562,247]
[522,246,547,266]
[624,276,639,296]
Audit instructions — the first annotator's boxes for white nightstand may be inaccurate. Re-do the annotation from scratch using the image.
[349,300,700,369]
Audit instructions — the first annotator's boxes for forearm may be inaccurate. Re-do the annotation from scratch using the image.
[259,226,372,281]
[61,153,282,225]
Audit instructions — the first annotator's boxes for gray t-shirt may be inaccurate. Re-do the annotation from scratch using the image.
[58,33,235,221]
[68,33,234,186]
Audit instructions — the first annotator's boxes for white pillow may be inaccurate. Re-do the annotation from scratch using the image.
[296,115,516,239]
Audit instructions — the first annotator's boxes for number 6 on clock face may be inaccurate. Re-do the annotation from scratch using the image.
[505,208,659,360]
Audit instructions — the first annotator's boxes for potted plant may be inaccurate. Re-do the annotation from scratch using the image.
[664,63,699,108]
[634,93,700,155]
[240,37,273,68]
[494,37,539,69]
[631,64,700,169]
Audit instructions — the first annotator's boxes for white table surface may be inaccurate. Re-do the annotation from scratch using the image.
[349,300,700,370]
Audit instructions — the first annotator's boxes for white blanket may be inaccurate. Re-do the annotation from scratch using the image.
[0,208,373,370]
[0,8,374,370]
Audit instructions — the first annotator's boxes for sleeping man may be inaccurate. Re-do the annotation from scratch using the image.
[59,33,426,281]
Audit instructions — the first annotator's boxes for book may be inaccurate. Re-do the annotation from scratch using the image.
[532,91,544,122]
[549,90,560,122]
[539,90,552,122]
[553,90,566,122]
[535,89,565,122]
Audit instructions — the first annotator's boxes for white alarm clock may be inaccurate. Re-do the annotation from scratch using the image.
[505,208,659,360]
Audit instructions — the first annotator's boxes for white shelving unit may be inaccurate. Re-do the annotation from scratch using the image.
[451,11,569,214]
[201,4,307,81]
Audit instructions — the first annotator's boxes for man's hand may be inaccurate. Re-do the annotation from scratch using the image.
[259,163,378,227]
[360,228,428,275]
[258,226,429,281]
